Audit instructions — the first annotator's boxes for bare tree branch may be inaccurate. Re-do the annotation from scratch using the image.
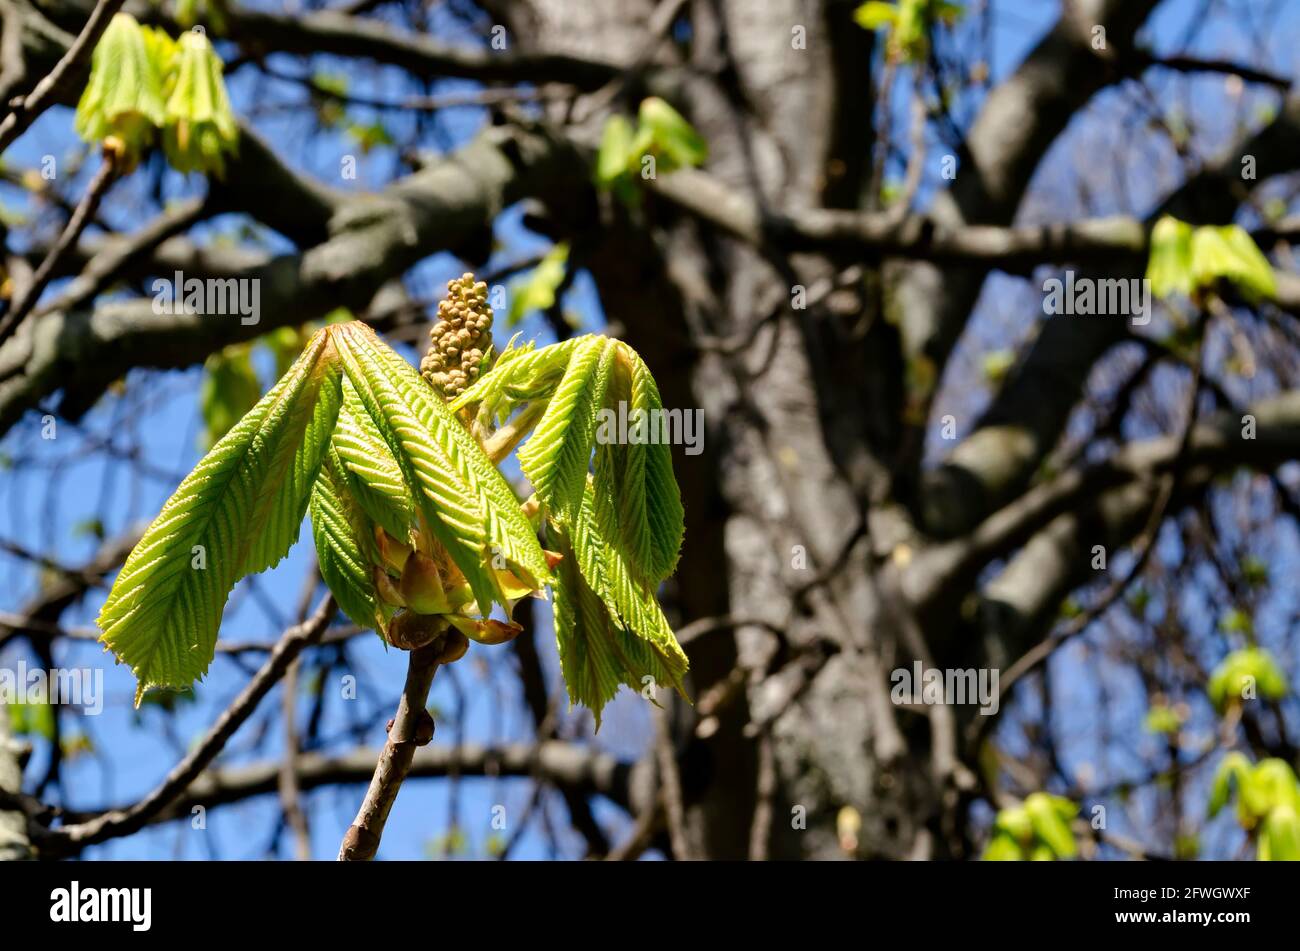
[33,597,335,857]
[0,0,124,152]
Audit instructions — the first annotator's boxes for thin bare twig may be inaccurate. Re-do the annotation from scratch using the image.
[974,323,1208,748]
[279,571,320,861]
[33,597,336,857]
[653,704,693,860]
[0,0,126,152]
[338,641,442,860]
[0,153,119,348]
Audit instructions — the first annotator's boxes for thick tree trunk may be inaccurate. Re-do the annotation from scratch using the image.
[518,0,937,859]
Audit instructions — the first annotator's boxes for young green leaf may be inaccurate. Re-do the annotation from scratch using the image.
[551,511,687,727]
[1146,215,1194,299]
[517,335,616,518]
[1191,224,1276,300]
[162,29,239,177]
[1207,646,1286,712]
[241,359,343,578]
[330,377,417,542]
[601,344,684,583]
[981,832,1023,861]
[552,526,626,722]
[6,697,56,741]
[330,321,552,614]
[556,477,688,710]
[1149,217,1276,301]
[1024,792,1077,859]
[448,335,582,417]
[459,333,684,585]
[595,114,636,186]
[1260,804,1300,861]
[1242,758,1300,820]
[200,343,260,449]
[637,97,708,171]
[853,1,900,30]
[98,328,342,702]
[1208,751,1251,819]
[74,13,167,162]
[310,448,393,633]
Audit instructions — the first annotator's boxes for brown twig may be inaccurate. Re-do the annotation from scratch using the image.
[0,0,126,153]
[0,153,119,348]
[653,704,693,860]
[605,794,664,861]
[278,571,319,860]
[338,641,442,860]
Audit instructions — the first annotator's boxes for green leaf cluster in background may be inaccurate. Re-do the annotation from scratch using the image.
[854,1,964,63]
[308,72,349,128]
[73,13,166,165]
[508,244,570,327]
[595,97,708,208]
[75,15,237,176]
[1207,646,1286,713]
[175,0,229,35]
[983,793,1078,861]
[1208,754,1300,860]
[5,697,55,740]
[1146,216,1276,301]
[162,29,240,176]
[1143,702,1185,735]
[200,327,314,448]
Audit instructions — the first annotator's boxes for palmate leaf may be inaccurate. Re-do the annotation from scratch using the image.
[331,376,416,542]
[310,448,393,633]
[330,322,552,614]
[517,335,616,518]
[550,476,688,723]
[552,517,686,727]
[98,328,341,702]
[553,526,626,721]
[457,333,685,585]
[599,344,684,584]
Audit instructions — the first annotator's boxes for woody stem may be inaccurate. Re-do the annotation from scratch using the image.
[337,641,441,860]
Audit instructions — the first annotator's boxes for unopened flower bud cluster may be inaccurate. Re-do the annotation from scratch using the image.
[421,274,493,399]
